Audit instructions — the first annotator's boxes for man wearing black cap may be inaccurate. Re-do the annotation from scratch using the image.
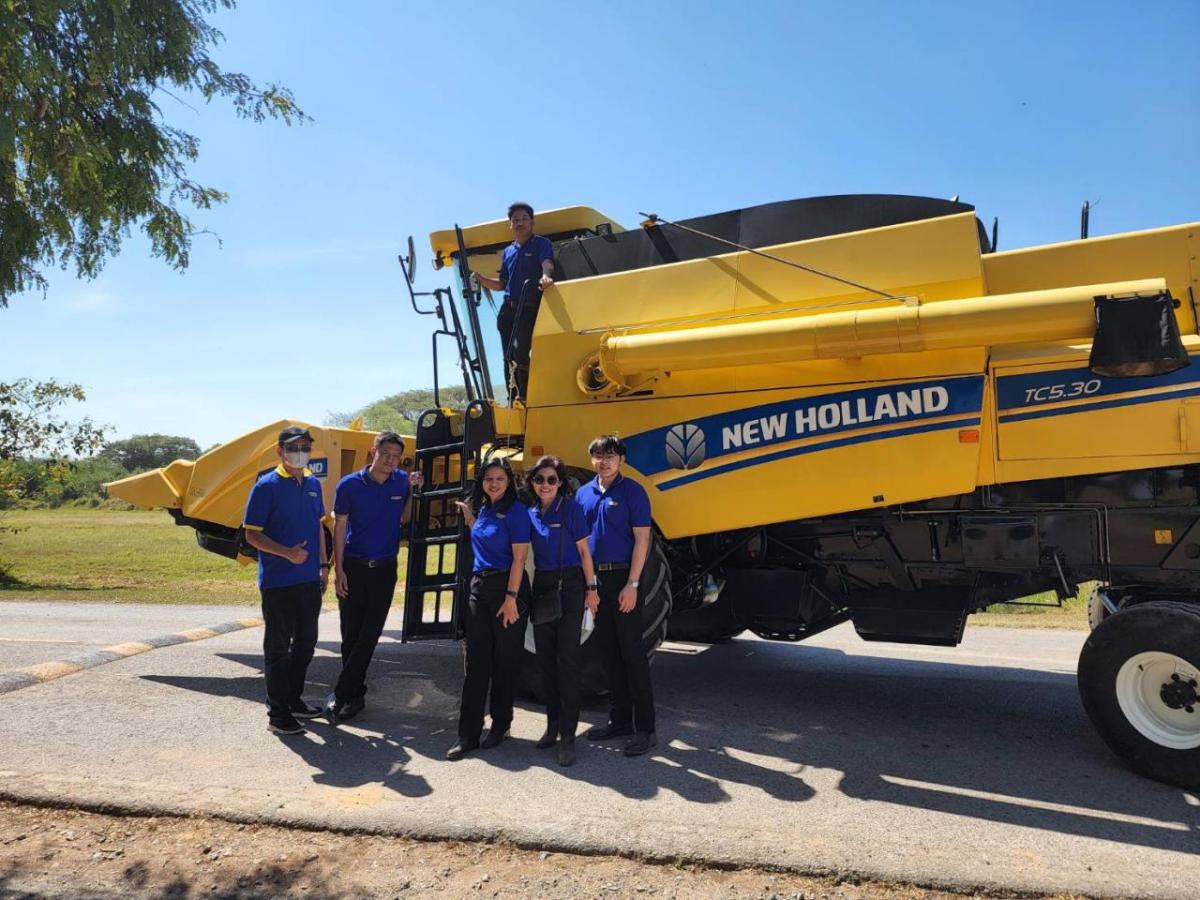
[243,426,330,736]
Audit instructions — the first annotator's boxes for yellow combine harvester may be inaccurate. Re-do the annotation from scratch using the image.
[111,194,1200,789]
[108,420,406,559]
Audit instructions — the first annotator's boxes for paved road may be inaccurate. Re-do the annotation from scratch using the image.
[0,601,1197,898]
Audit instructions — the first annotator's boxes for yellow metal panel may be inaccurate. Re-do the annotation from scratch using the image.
[1183,400,1200,453]
[982,223,1200,334]
[527,213,989,409]
[107,422,393,534]
[727,211,984,314]
[992,342,1200,465]
[526,375,984,540]
[598,278,1161,385]
[975,375,998,486]
[998,396,1185,460]
[429,206,624,263]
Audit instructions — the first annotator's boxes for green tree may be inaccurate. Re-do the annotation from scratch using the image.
[101,433,199,472]
[327,386,475,433]
[0,0,307,306]
[0,378,105,460]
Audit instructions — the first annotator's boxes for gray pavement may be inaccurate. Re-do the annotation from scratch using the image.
[0,600,1197,898]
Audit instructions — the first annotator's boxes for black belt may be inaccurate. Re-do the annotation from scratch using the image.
[595,562,630,571]
[345,557,396,569]
[474,567,508,578]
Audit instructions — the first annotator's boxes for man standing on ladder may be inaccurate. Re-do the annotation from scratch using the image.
[472,202,555,400]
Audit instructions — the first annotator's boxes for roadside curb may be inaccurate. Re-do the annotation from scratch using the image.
[0,602,341,695]
[0,616,265,695]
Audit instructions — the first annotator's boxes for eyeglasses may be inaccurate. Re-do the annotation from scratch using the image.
[591,454,619,462]
[531,475,559,485]
[285,445,313,453]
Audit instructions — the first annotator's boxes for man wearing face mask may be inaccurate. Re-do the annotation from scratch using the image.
[325,431,423,723]
[243,426,329,736]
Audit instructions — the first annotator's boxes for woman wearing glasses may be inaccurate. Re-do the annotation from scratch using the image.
[447,458,531,760]
[526,455,598,766]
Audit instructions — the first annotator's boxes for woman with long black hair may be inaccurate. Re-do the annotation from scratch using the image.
[525,455,598,767]
[447,458,530,760]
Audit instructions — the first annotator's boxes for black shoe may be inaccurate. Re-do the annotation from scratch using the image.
[268,718,305,736]
[585,722,634,741]
[535,722,559,750]
[290,701,323,720]
[446,738,479,761]
[339,697,365,722]
[480,727,510,750]
[624,731,657,757]
[558,739,576,767]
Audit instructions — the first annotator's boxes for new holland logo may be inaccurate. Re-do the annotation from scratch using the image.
[665,423,706,470]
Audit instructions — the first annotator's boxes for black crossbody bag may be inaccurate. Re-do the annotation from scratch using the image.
[530,503,566,626]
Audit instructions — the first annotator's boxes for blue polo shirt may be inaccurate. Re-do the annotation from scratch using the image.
[471,498,532,571]
[333,466,411,561]
[528,497,590,570]
[576,474,652,564]
[244,465,325,589]
[499,235,553,302]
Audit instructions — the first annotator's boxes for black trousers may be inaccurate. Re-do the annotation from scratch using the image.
[594,566,656,734]
[532,566,585,740]
[458,570,529,742]
[334,558,397,702]
[260,581,322,723]
[497,295,539,400]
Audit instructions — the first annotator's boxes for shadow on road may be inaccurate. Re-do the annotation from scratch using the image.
[141,632,1200,857]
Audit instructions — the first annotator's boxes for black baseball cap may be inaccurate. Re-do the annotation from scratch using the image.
[278,426,314,446]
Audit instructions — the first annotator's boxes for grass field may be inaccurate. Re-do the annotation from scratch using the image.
[0,508,264,604]
[0,508,1087,627]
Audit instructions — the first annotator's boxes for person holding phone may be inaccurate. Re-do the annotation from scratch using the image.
[446,457,531,760]
[525,455,598,767]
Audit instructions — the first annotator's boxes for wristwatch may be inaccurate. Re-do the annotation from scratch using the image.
[505,589,519,598]
[319,563,330,570]
[628,580,639,588]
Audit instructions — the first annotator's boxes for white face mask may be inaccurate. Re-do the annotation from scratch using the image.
[283,450,311,469]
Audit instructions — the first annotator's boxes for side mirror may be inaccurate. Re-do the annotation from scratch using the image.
[401,235,418,285]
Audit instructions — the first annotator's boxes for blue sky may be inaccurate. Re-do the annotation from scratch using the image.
[3,0,1198,449]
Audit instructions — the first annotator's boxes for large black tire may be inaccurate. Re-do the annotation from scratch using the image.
[1077,601,1200,790]
[520,536,672,704]
[666,589,744,643]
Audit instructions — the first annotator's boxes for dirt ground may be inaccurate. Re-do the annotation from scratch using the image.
[0,802,1082,900]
